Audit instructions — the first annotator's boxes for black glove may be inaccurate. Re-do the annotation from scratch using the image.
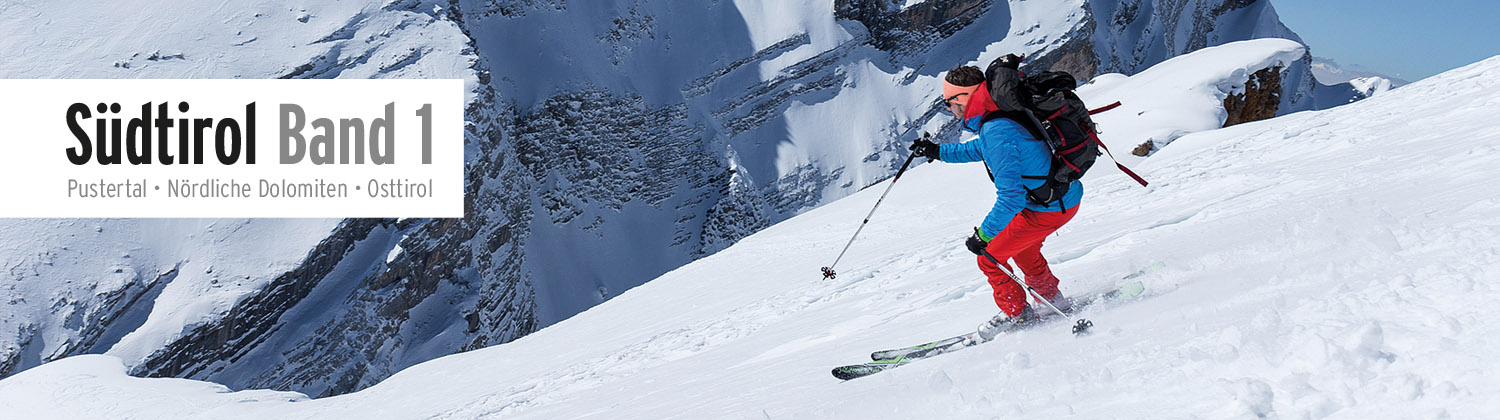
[965,228,989,256]
[909,138,940,162]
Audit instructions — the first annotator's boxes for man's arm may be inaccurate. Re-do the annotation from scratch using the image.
[937,138,984,163]
[975,120,1031,240]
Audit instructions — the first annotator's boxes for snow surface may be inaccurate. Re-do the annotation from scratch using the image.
[6,41,1500,418]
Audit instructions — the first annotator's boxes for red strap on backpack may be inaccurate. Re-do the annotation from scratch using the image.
[1088,130,1149,187]
[1089,101,1122,115]
[1082,100,1148,187]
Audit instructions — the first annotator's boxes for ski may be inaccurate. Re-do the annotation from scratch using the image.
[866,332,981,363]
[832,264,1161,380]
[832,308,1070,378]
[866,279,1144,362]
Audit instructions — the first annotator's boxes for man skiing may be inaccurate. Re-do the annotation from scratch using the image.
[908,60,1083,340]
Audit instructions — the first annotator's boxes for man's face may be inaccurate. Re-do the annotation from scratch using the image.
[944,92,967,118]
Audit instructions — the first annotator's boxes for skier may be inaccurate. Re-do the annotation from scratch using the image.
[908,63,1083,340]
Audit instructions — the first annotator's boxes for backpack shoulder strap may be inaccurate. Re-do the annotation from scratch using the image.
[979,110,1046,142]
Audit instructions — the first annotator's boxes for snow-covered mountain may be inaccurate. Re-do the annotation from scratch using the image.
[5,44,1499,419]
[1312,56,1410,86]
[1305,57,1404,107]
[1,0,1339,398]
[0,219,344,377]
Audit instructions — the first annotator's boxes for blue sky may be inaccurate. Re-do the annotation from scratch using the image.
[1274,0,1500,81]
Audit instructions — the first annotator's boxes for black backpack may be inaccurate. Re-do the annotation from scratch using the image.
[980,57,1148,209]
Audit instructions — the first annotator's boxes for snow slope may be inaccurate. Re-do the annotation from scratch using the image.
[7,43,1500,418]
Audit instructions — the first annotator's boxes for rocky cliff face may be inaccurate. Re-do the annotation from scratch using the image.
[1088,0,1298,74]
[132,4,546,395]
[834,0,992,58]
[2,0,1327,398]
[1223,66,1282,127]
[130,219,388,381]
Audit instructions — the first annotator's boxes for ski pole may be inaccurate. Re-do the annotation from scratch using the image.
[820,142,924,280]
[978,249,1094,335]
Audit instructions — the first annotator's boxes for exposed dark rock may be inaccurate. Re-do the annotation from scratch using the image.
[834,0,991,56]
[1223,66,1282,127]
[1132,140,1154,156]
[1210,0,1259,17]
[697,168,770,257]
[472,0,566,19]
[1026,13,1098,80]
[132,219,387,380]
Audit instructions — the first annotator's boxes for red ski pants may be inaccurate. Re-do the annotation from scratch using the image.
[977,206,1078,317]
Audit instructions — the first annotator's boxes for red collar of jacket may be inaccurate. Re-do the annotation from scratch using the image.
[960,81,1001,121]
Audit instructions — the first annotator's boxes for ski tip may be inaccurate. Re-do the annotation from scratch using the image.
[832,362,897,380]
[831,367,861,381]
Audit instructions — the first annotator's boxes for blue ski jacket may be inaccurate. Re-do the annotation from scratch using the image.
[938,115,1083,241]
